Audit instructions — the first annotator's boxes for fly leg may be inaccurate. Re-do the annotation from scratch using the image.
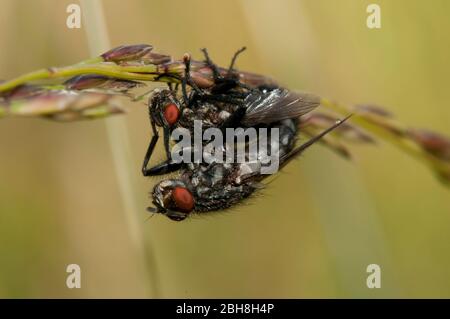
[201,47,232,93]
[201,47,222,81]
[163,126,171,160]
[142,123,181,176]
[201,47,251,93]
[142,101,179,176]
[278,115,353,171]
[181,53,206,109]
[143,159,183,176]
[226,46,253,91]
[226,46,246,76]
[142,117,160,176]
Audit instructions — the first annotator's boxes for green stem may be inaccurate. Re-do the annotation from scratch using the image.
[0,64,165,92]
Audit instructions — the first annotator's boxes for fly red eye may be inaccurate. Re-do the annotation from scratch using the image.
[163,103,180,126]
[172,187,194,213]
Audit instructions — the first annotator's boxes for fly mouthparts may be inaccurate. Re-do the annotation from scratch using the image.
[146,206,158,213]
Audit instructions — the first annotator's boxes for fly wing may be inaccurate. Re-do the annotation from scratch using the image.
[241,88,320,126]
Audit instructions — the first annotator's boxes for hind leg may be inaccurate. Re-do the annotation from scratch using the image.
[201,47,251,93]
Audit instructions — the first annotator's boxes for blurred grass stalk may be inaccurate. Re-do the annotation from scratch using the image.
[80,0,158,297]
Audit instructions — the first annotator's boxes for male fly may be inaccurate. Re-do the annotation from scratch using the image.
[141,48,320,178]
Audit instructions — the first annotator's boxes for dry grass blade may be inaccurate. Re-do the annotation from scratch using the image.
[80,0,158,297]
[0,44,276,121]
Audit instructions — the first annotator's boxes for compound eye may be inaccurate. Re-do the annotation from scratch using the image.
[163,103,180,126]
[171,186,194,213]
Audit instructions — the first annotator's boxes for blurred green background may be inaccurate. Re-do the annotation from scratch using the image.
[0,0,449,298]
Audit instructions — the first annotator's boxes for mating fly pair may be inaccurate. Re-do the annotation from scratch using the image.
[2,44,449,215]
[142,48,350,221]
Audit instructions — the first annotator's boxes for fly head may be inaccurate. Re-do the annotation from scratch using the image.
[149,89,181,129]
[150,179,195,221]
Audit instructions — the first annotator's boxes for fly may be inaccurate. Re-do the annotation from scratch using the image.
[1,44,449,196]
[148,115,351,221]
[141,48,321,178]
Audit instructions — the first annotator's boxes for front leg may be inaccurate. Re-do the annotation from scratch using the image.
[181,53,204,107]
[201,47,249,94]
[163,126,172,160]
[142,123,177,176]
[201,48,221,81]
[142,119,160,176]
[227,46,246,76]
[143,159,183,176]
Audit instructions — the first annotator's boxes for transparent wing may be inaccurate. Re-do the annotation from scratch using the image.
[242,88,320,126]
